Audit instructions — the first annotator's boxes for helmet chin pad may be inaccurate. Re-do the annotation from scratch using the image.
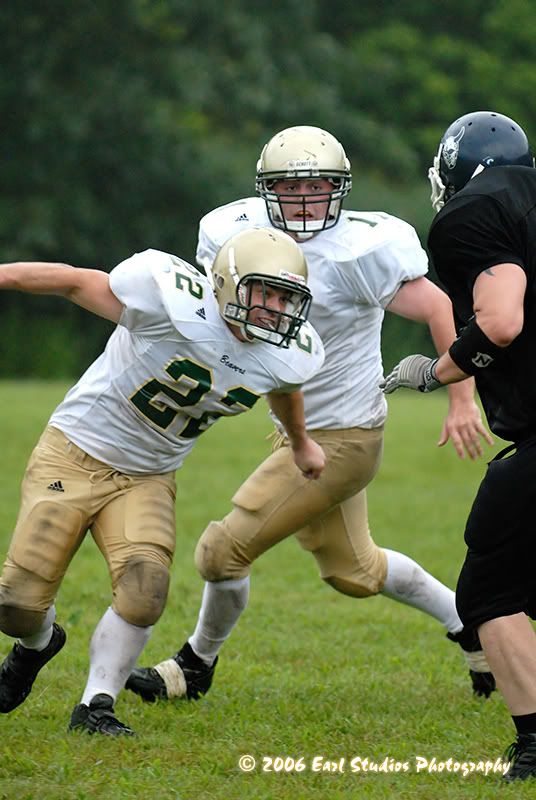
[282,217,326,232]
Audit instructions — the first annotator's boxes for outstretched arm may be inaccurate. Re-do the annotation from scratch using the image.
[386,276,492,459]
[0,261,124,322]
[266,390,325,479]
[433,263,525,383]
[382,264,526,450]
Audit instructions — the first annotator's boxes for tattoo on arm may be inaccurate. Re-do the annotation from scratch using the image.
[484,267,495,276]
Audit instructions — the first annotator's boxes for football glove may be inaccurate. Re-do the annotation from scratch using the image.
[381,355,442,394]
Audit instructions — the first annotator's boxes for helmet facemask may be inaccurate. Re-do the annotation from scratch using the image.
[258,173,351,239]
[224,272,312,347]
[212,227,312,348]
[428,143,486,213]
[428,145,449,212]
[256,126,352,240]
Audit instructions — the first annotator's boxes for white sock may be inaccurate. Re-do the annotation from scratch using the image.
[189,577,250,665]
[381,549,462,634]
[80,607,152,706]
[19,606,56,651]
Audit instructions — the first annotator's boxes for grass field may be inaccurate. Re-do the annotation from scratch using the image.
[0,381,529,799]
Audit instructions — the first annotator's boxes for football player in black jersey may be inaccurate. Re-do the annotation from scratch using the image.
[382,110,536,782]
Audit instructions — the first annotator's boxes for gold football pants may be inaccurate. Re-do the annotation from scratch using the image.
[0,426,176,634]
[195,426,387,598]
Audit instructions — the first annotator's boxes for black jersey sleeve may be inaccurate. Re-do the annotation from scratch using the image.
[428,195,526,297]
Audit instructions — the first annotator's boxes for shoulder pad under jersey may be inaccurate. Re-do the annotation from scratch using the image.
[149,250,222,338]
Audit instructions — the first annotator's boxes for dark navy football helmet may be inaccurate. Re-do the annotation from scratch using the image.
[429,111,534,211]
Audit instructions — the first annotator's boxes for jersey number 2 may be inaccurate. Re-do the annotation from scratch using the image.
[130,358,259,439]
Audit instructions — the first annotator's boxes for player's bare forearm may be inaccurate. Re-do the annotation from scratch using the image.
[388,277,459,354]
[266,390,308,448]
[266,390,325,479]
[385,280,493,458]
[434,351,471,385]
[0,261,72,294]
[0,261,123,322]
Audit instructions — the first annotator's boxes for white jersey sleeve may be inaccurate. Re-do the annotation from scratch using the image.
[109,249,174,338]
[339,212,429,308]
[267,320,324,394]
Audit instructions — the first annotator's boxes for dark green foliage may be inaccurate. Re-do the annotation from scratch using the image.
[1,1,535,375]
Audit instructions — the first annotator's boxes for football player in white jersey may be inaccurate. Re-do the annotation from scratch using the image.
[126,126,496,705]
[0,227,325,735]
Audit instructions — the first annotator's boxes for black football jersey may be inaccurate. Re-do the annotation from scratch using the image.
[428,165,536,441]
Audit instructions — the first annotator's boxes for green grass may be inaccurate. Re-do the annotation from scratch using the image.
[0,382,528,799]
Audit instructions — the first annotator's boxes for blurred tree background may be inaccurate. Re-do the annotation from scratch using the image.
[1,0,535,377]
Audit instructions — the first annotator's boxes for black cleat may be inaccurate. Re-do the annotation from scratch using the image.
[0,623,67,713]
[447,627,496,698]
[126,641,218,703]
[69,693,135,736]
[503,733,536,781]
[175,642,218,700]
[125,666,167,703]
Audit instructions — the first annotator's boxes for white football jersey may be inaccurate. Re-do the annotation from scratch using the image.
[49,249,324,474]
[197,198,429,429]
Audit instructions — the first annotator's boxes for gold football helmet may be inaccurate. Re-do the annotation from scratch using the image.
[256,125,352,238]
[212,228,312,347]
